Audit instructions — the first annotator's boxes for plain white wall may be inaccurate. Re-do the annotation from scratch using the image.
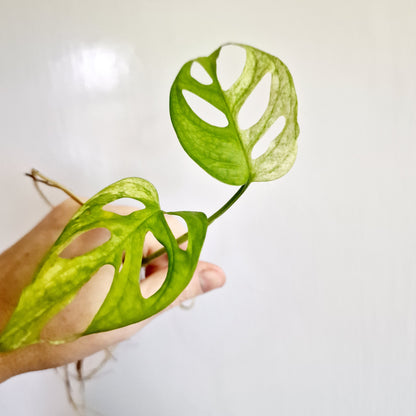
[1,0,416,415]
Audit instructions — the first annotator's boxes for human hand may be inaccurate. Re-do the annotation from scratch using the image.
[0,199,225,382]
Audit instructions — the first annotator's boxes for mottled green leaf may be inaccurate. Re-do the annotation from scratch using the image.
[0,178,207,351]
[170,43,299,185]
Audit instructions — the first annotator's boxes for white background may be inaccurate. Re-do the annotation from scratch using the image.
[1,0,415,415]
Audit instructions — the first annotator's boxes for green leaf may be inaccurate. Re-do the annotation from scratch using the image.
[170,43,299,185]
[0,178,207,352]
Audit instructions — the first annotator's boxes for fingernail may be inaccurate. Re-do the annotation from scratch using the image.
[199,267,225,293]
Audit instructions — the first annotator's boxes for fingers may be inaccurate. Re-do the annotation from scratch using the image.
[140,260,226,309]
[169,261,226,307]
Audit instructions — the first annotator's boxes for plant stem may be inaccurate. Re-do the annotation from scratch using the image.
[142,182,250,265]
[207,182,250,226]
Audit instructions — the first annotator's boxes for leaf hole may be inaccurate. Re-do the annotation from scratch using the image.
[141,231,167,299]
[238,72,271,130]
[41,264,115,340]
[59,228,111,259]
[167,214,188,252]
[182,90,228,127]
[102,198,145,215]
[190,61,213,85]
[251,116,286,159]
[216,44,246,91]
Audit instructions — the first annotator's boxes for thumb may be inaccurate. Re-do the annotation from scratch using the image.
[140,261,226,309]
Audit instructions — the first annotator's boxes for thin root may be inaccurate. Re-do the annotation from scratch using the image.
[60,348,116,414]
[26,168,83,206]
